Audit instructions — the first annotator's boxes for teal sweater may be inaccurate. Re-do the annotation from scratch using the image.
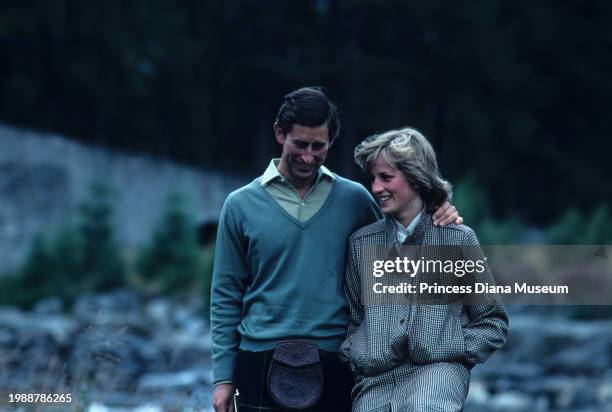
[211,175,381,383]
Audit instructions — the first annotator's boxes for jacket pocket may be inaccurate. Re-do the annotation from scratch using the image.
[350,311,406,376]
[389,307,411,359]
[408,304,467,364]
[348,324,369,373]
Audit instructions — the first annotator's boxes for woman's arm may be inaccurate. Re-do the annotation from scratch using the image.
[461,228,510,365]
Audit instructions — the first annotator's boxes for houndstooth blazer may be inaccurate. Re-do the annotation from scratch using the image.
[338,212,509,411]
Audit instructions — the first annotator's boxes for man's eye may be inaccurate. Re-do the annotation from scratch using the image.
[294,142,307,149]
[312,143,326,151]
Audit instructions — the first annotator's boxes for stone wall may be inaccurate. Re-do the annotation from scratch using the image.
[0,123,245,274]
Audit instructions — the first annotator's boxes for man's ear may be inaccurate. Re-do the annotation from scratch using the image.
[274,123,285,145]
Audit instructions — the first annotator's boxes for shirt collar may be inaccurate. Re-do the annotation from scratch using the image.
[394,208,424,243]
[260,159,335,186]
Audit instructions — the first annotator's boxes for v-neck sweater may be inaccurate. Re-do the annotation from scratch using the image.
[211,175,381,383]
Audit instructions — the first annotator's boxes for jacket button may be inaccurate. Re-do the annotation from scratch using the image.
[399,319,405,324]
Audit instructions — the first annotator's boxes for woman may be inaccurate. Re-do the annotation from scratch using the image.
[339,128,509,412]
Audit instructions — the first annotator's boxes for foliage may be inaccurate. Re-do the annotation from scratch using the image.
[0,236,57,308]
[0,183,125,308]
[452,176,525,244]
[199,242,216,323]
[136,193,212,299]
[568,305,612,320]
[0,186,219,310]
[77,183,125,290]
[547,204,612,244]
[0,1,611,224]
[547,209,584,244]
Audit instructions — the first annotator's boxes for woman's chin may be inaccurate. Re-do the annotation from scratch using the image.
[381,205,396,215]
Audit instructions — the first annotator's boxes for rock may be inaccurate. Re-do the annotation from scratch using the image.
[488,391,533,411]
[599,376,612,404]
[74,290,143,323]
[0,325,15,346]
[145,299,172,325]
[138,369,209,390]
[88,402,164,412]
[543,343,610,374]
[527,375,580,409]
[67,325,146,391]
[465,379,489,405]
[474,361,542,381]
[33,296,63,314]
[0,290,216,410]
[8,292,612,411]
[0,307,77,344]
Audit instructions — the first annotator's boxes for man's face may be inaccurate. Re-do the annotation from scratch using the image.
[275,123,330,184]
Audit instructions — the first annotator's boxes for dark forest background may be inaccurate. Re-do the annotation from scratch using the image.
[1,0,611,226]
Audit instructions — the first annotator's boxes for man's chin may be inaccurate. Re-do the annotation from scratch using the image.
[293,167,316,178]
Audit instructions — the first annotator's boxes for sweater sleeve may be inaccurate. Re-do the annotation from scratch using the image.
[210,194,250,384]
[357,183,384,224]
[461,227,509,365]
[338,234,363,371]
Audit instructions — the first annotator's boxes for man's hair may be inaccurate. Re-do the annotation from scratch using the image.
[275,87,340,142]
[354,127,452,212]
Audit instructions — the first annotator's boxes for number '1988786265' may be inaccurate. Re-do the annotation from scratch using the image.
[8,393,72,403]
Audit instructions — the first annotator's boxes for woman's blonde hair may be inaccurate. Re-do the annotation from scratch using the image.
[354,127,452,211]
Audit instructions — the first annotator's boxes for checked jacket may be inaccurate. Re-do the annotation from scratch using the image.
[338,212,509,411]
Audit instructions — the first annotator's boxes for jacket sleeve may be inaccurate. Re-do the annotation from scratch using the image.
[461,227,509,365]
[210,194,250,384]
[338,234,364,371]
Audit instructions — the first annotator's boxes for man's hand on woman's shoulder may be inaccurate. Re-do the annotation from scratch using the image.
[433,201,463,226]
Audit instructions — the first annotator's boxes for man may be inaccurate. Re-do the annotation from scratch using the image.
[211,87,461,412]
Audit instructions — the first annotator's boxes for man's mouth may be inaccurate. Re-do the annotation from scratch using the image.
[295,164,315,173]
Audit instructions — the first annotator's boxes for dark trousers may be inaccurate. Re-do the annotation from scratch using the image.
[233,349,353,412]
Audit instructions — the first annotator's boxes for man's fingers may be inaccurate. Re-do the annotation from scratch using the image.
[434,205,457,226]
[432,201,454,224]
[432,203,448,220]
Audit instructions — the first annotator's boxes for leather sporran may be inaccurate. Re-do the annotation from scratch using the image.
[267,341,324,410]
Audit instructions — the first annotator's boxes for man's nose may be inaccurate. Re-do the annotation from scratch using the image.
[301,150,315,164]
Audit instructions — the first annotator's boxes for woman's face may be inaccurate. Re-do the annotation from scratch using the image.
[369,156,422,224]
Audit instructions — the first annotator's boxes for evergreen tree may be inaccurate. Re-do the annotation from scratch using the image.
[77,183,125,291]
[137,193,203,293]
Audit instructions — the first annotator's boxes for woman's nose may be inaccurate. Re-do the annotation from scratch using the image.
[372,179,383,194]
